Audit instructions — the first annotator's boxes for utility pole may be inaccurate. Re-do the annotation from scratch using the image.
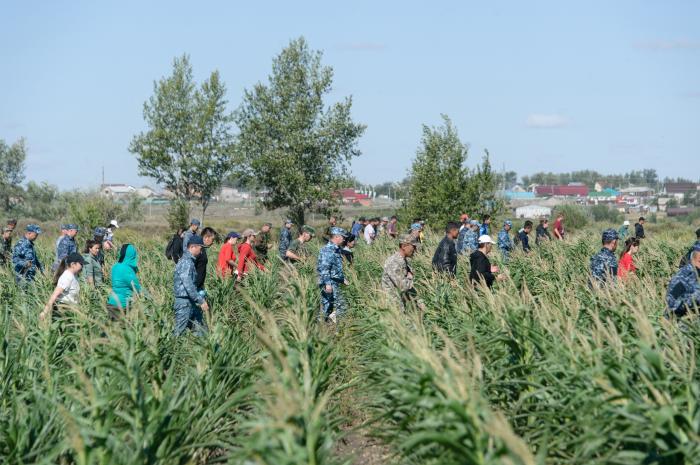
[101,166,105,188]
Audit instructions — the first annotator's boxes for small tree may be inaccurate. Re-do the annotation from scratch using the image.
[129,55,235,219]
[0,138,27,211]
[235,37,366,226]
[467,150,504,219]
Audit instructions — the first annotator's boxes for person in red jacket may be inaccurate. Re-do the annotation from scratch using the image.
[237,229,265,282]
[216,231,241,277]
[618,236,640,279]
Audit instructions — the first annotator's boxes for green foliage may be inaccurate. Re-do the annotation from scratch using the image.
[17,181,66,221]
[234,36,366,227]
[66,192,143,232]
[522,169,659,189]
[0,137,26,211]
[129,55,235,218]
[553,204,589,231]
[166,198,190,231]
[590,204,623,223]
[401,116,502,228]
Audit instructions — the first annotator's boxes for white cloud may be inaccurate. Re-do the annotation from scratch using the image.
[525,113,570,129]
[634,39,700,51]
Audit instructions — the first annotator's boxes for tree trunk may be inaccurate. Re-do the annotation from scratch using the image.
[289,205,305,234]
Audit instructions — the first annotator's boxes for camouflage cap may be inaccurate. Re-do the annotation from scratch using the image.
[399,234,420,246]
[65,224,79,231]
[469,219,480,226]
[26,224,42,234]
[504,220,513,227]
[410,223,422,231]
[302,225,316,236]
[94,227,107,236]
[329,227,346,237]
[602,228,619,242]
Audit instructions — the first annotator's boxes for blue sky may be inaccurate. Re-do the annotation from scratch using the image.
[1,0,698,189]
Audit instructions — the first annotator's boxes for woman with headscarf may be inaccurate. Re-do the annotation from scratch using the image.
[106,244,142,320]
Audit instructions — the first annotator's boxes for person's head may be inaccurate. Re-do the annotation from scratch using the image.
[25,224,41,241]
[242,228,258,244]
[540,219,549,229]
[445,221,460,239]
[66,224,79,238]
[93,226,106,242]
[328,216,337,226]
[390,216,397,223]
[261,223,272,233]
[225,231,241,245]
[398,234,419,258]
[410,223,422,235]
[623,220,630,228]
[176,227,185,237]
[329,227,347,245]
[53,253,84,285]
[117,244,139,270]
[187,235,205,257]
[301,225,315,242]
[59,224,68,236]
[343,233,356,249]
[469,219,480,231]
[201,227,217,247]
[84,239,101,256]
[557,212,564,220]
[638,217,645,225]
[109,219,119,230]
[189,219,201,232]
[482,215,491,225]
[504,220,513,232]
[602,228,619,251]
[523,220,533,233]
[2,227,12,240]
[381,216,389,225]
[620,237,640,258]
[284,219,293,230]
[478,234,496,254]
[460,213,469,224]
[6,219,17,231]
[691,246,700,269]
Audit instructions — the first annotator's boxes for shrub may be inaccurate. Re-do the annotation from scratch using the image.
[590,204,623,223]
[553,204,589,231]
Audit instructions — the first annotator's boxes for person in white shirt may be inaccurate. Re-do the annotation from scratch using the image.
[41,252,84,320]
[364,217,378,245]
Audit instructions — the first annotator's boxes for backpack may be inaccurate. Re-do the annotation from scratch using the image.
[165,235,179,260]
[513,230,522,246]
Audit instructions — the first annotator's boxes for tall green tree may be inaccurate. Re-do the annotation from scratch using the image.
[0,137,27,211]
[467,150,504,219]
[234,37,366,226]
[129,55,235,219]
[401,115,471,227]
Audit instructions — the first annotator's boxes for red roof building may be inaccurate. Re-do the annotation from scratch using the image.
[534,185,589,197]
[338,188,372,206]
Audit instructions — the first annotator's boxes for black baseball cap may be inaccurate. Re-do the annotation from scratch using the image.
[66,253,85,266]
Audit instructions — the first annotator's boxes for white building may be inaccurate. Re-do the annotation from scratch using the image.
[515,205,552,219]
[102,184,136,199]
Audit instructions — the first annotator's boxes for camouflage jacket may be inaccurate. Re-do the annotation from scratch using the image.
[458,229,478,255]
[55,235,77,265]
[317,242,344,286]
[590,248,618,284]
[173,250,204,304]
[497,228,513,252]
[12,237,43,280]
[182,230,197,252]
[666,264,700,317]
[254,231,271,258]
[279,228,292,258]
[381,252,414,294]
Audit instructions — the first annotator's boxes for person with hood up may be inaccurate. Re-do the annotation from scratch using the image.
[107,244,143,320]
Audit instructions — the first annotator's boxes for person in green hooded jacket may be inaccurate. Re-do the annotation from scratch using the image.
[107,243,142,320]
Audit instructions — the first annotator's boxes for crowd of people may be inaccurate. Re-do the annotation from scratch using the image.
[1,211,699,335]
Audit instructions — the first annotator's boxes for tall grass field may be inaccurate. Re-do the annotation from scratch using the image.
[1,222,699,464]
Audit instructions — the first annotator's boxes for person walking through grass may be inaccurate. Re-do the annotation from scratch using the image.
[195,227,217,297]
[53,224,79,272]
[618,220,631,241]
[0,226,13,266]
[634,217,646,239]
[590,229,619,285]
[174,236,209,336]
[470,235,504,289]
[317,227,348,323]
[12,224,43,284]
[92,227,107,267]
[618,237,640,279]
[217,231,241,278]
[40,252,84,321]
[666,244,700,318]
[253,223,273,261]
[106,244,143,320]
[517,221,533,253]
[182,219,201,251]
[387,215,398,239]
[82,240,103,286]
[340,233,356,264]
[553,212,565,240]
[104,219,119,251]
[382,234,421,310]
[479,215,491,237]
[432,221,459,276]
[498,220,514,261]
[237,229,265,282]
[279,219,294,259]
[285,226,315,264]
[165,227,185,264]
[322,216,337,243]
[535,219,552,245]
[678,228,700,269]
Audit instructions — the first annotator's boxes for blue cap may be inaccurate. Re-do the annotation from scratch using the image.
[469,220,480,226]
[65,224,79,230]
[602,228,619,242]
[285,218,294,224]
[410,223,422,230]
[329,227,347,236]
[226,231,241,239]
[187,235,204,246]
[26,224,42,234]
[94,227,107,236]
[504,220,513,227]
[190,219,201,226]
[692,243,700,252]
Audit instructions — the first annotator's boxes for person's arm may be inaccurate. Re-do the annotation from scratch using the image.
[286,249,302,261]
[476,255,495,286]
[236,245,248,278]
[41,285,65,318]
[177,263,203,304]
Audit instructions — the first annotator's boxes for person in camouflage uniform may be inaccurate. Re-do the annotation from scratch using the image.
[53,223,79,272]
[497,220,514,261]
[382,234,421,310]
[458,220,479,255]
[666,245,700,318]
[279,219,294,260]
[0,226,13,266]
[322,216,337,243]
[182,219,201,252]
[317,227,348,323]
[285,225,315,263]
[590,229,619,285]
[12,224,43,284]
[173,235,210,336]
[253,223,272,261]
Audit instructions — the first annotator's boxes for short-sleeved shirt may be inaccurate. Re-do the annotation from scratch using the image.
[286,239,305,262]
[554,219,564,238]
[57,270,80,305]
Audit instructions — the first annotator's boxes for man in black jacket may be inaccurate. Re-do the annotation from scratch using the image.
[518,220,533,253]
[432,221,459,276]
[634,217,646,239]
[469,234,504,288]
[195,227,218,294]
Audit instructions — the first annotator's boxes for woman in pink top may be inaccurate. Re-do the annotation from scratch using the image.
[618,237,640,278]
